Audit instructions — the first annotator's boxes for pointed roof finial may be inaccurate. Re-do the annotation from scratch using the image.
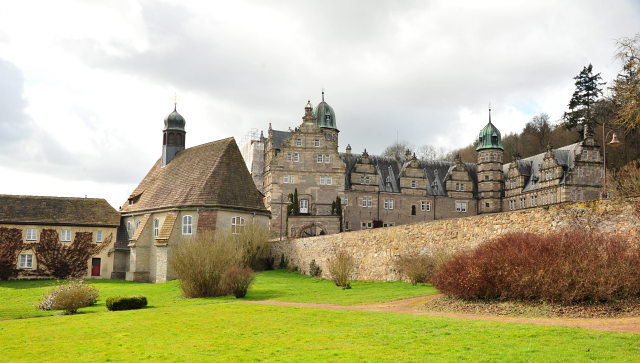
[171,92,180,111]
[488,102,492,124]
[321,87,325,102]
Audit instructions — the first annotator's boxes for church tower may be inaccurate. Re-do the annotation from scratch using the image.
[476,108,504,213]
[162,105,186,167]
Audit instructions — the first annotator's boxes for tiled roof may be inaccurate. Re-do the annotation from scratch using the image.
[120,137,269,214]
[131,214,150,242]
[0,195,120,227]
[157,212,178,241]
[271,130,292,149]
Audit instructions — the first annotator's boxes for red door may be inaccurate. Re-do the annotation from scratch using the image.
[91,258,101,276]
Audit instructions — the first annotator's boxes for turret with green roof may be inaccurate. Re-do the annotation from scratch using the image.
[476,111,503,151]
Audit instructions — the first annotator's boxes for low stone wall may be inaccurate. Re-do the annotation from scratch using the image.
[268,198,640,281]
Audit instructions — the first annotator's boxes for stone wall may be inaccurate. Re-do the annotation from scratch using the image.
[268,198,640,281]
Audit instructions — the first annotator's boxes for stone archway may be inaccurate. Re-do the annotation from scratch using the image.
[295,222,327,238]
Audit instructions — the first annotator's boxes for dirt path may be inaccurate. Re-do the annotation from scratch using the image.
[245,295,640,334]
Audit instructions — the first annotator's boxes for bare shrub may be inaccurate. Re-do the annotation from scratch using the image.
[397,254,438,285]
[328,250,354,287]
[431,231,640,304]
[224,268,255,298]
[170,231,238,298]
[611,160,640,197]
[0,227,26,281]
[36,279,99,314]
[231,222,271,271]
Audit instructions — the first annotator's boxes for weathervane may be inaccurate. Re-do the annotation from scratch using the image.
[172,92,180,106]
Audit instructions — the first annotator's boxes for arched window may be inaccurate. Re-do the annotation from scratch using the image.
[163,133,167,145]
[168,133,175,145]
[154,218,159,238]
[182,215,192,235]
[176,133,182,146]
[232,216,245,234]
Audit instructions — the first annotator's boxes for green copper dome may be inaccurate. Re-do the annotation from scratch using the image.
[476,112,503,151]
[313,92,337,130]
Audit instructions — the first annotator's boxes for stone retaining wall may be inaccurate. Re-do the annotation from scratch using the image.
[267,198,640,281]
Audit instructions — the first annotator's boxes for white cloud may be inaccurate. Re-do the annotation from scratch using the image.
[0,0,638,205]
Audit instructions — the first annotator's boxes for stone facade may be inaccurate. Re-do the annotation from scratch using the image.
[268,198,640,281]
[244,98,605,237]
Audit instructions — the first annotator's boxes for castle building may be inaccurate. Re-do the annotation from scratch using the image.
[117,106,270,283]
[241,95,604,237]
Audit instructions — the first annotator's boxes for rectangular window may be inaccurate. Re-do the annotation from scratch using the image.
[365,177,370,185]
[460,183,464,191]
[493,154,497,161]
[600,167,604,179]
[293,153,299,162]
[345,221,350,230]
[326,176,332,185]
[426,201,431,211]
[26,228,37,241]
[485,154,489,162]
[361,222,367,228]
[300,199,309,214]
[325,155,330,163]
[384,200,388,209]
[296,138,302,146]
[577,167,584,177]
[96,230,103,243]
[456,202,467,213]
[594,150,599,161]
[61,229,71,242]
[290,175,295,184]
[583,150,588,160]
[389,199,393,209]
[362,198,367,207]
[534,195,538,206]
[360,176,365,184]
[367,197,373,207]
[154,219,159,238]
[344,197,349,206]
[286,153,292,162]
[283,175,289,183]
[19,254,33,269]
[411,180,417,188]
[320,176,325,185]
[182,215,193,235]
[367,222,373,228]
[232,216,245,234]
[314,139,320,147]
[317,154,323,163]
[455,183,460,191]
[421,201,426,211]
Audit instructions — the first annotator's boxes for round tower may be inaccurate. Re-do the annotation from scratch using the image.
[476,108,504,213]
[162,105,186,167]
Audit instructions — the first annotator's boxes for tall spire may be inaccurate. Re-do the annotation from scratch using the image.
[488,102,492,124]
[321,87,325,102]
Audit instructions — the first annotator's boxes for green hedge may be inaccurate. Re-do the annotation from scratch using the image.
[106,295,148,311]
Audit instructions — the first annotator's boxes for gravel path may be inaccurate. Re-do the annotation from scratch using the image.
[244,295,640,334]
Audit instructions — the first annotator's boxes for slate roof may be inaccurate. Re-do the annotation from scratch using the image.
[271,130,292,149]
[503,142,581,193]
[120,137,269,215]
[0,195,120,227]
[340,154,477,197]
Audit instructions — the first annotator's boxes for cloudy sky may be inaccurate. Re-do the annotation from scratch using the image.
[0,0,638,209]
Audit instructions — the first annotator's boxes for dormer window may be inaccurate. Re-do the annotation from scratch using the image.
[492,135,498,144]
[365,177,370,185]
[411,180,417,188]
[360,176,365,184]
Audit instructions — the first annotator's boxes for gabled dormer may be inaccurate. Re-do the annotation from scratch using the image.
[350,149,379,192]
[445,154,474,198]
[399,154,427,195]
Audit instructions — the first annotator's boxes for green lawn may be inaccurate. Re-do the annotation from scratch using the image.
[1,270,639,362]
[0,270,435,320]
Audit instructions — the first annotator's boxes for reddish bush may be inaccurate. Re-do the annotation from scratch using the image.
[431,232,640,304]
[0,227,26,281]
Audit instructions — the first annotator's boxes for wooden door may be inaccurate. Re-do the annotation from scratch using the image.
[91,258,101,277]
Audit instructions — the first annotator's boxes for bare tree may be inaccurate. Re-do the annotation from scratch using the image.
[32,230,112,279]
[381,140,414,161]
[611,33,640,131]
[416,145,451,161]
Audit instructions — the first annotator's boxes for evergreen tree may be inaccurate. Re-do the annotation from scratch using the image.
[292,188,299,216]
[335,196,343,232]
[563,64,605,133]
